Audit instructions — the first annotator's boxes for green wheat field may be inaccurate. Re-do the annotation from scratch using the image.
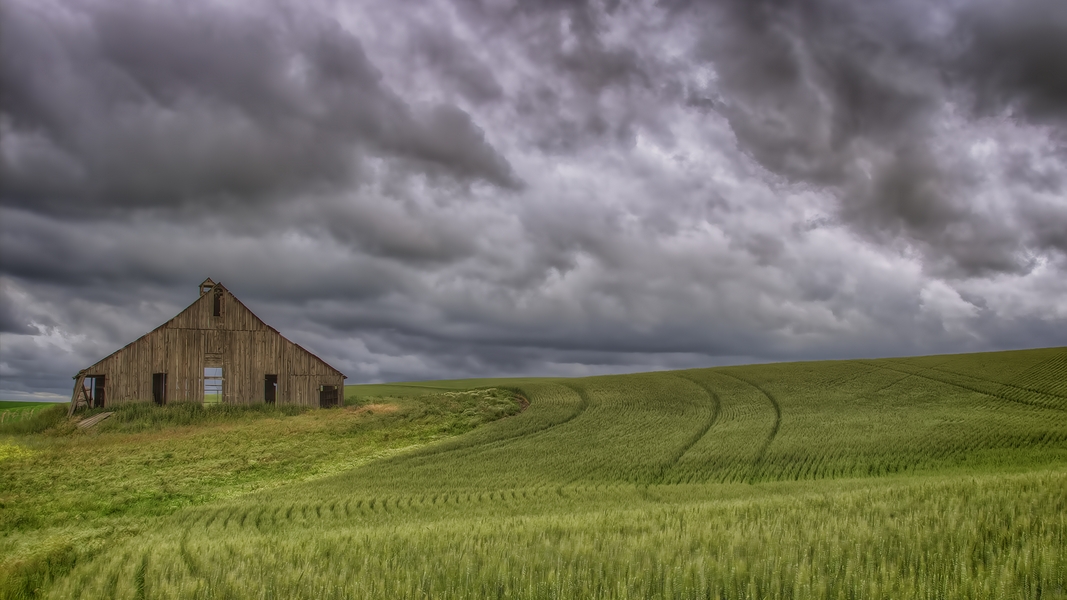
[2,347,1066,599]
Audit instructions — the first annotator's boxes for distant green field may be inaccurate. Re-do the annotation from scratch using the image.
[0,402,55,413]
[0,402,57,429]
[3,348,1066,599]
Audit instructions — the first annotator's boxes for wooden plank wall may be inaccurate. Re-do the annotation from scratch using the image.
[83,287,345,407]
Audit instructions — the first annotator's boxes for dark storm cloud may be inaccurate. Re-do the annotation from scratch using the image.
[0,288,34,334]
[953,0,1067,122]
[449,0,670,153]
[450,0,1064,277]
[1,0,1066,400]
[683,0,1067,277]
[0,0,519,218]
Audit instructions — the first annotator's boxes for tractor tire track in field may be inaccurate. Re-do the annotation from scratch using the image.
[480,384,596,489]
[404,382,592,470]
[377,383,585,465]
[916,359,1067,401]
[715,371,782,481]
[460,383,592,454]
[866,372,914,396]
[863,360,1067,413]
[653,374,722,484]
[548,382,592,428]
[823,364,881,389]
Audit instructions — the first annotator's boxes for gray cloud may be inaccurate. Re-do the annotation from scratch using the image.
[0,285,35,334]
[1,0,1065,400]
[680,0,1066,278]
[0,0,519,218]
[409,27,504,104]
[953,0,1067,122]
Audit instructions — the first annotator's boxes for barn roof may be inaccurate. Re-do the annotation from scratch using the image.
[78,280,346,379]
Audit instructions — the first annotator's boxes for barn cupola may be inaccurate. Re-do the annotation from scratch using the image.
[199,278,216,296]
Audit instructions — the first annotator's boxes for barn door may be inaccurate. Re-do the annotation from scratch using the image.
[203,368,223,405]
[264,375,277,404]
[318,385,339,408]
[92,375,106,408]
[203,334,224,405]
[152,373,167,405]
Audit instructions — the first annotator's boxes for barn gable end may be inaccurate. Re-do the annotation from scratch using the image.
[72,279,345,410]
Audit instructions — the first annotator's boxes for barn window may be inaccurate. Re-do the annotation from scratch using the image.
[213,290,223,317]
[204,367,223,405]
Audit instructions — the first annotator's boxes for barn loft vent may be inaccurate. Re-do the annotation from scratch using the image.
[213,288,223,317]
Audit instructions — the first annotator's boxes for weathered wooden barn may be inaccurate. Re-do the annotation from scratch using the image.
[70,279,345,412]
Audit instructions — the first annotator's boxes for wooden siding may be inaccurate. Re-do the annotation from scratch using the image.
[82,285,345,407]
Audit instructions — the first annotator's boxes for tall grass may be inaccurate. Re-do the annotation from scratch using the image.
[4,347,1066,599]
[0,389,526,598]
[97,401,310,432]
[0,404,67,436]
[46,470,1067,599]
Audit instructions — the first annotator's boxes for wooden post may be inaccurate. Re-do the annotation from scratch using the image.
[69,370,88,417]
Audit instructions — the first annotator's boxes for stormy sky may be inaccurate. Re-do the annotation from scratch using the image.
[2,0,1066,401]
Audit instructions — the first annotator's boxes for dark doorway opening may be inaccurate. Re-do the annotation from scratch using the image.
[87,375,106,408]
[153,373,167,405]
[264,375,278,404]
[319,385,339,408]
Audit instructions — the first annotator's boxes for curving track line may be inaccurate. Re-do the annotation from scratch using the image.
[862,360,1067,413]
[395,382,592,465]
[714,370,782,481]
[651,374,722,484]
[912,359,1067,401]
[822,364,881,389]
[866,372,914,396]
[472,381,592,448]
[554,382,593,425]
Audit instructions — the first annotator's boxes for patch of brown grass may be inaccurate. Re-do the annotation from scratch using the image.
[349,403,401,416]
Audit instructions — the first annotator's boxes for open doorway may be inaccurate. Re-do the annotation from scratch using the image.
[264,374,277,404]
[204,367,223,405]
[83,375,106,408]
[152,373,167,405]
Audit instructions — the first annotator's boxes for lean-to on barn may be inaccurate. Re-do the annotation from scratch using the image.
[70,279,345,412]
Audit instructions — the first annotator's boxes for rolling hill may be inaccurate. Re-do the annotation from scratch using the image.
[4,347,1066,599]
